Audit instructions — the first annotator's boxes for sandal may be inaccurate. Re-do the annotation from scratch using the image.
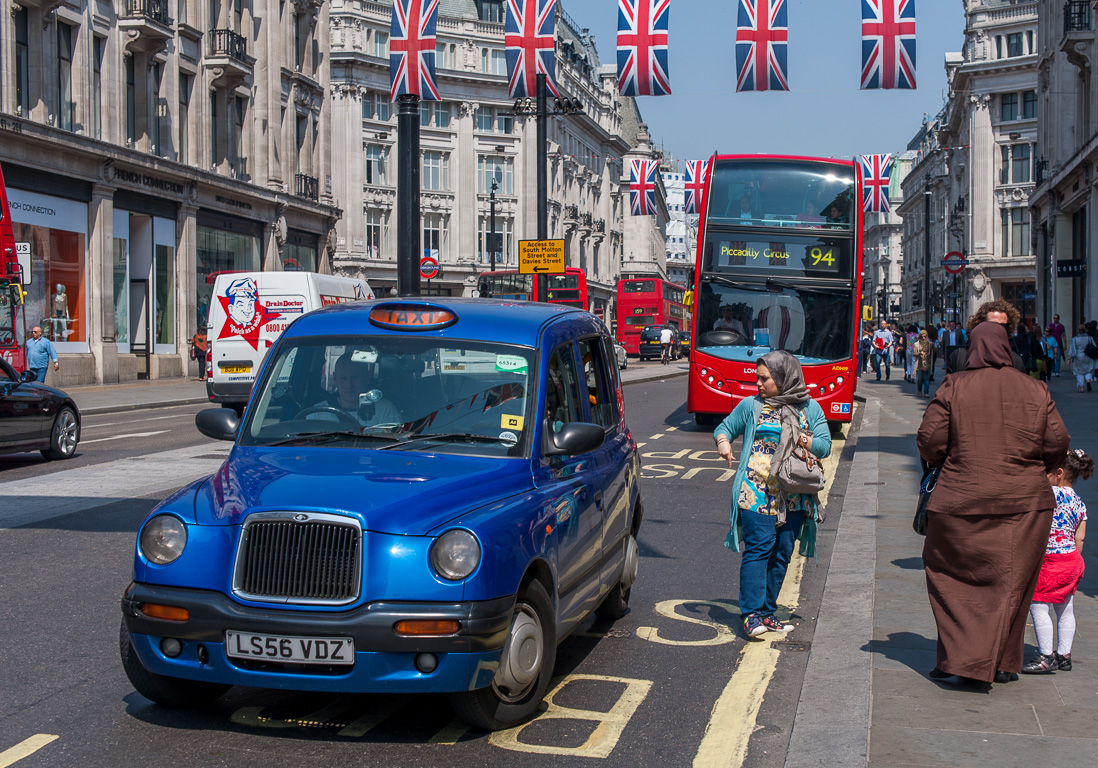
[1021,653,1056,674]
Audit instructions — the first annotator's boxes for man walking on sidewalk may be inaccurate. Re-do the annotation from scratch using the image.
[24,326,59,383]
[872,320,893,381]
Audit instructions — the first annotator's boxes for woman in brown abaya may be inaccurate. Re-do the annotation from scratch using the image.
[916,321,1069,684]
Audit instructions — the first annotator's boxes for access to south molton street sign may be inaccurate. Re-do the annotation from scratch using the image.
[519,239,565,275]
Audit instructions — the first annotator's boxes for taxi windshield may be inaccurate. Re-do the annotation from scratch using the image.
[242,336,536,457]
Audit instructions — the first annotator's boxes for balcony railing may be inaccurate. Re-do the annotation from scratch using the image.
[123,0,170,25]
[594,218,605,233]
[1065,1,1091,33]
[564,204,579,220]
[1035,158,1049,185]
[209,29,249,62]
[295,173,319,201]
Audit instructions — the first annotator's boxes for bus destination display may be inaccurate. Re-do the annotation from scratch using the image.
[704,235,852,278]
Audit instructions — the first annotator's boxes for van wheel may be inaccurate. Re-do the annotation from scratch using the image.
[448,580,556,730]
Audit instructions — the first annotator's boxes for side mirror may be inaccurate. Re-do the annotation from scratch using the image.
[545,421,605,456]
[21,370,36,383]
[195,408,241,442]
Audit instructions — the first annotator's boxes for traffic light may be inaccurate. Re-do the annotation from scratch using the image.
[862,305,874,322]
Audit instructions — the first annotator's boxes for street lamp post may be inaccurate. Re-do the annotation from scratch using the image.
[924,185,932,330]
[397,93,421,297]
[489,178,498,272]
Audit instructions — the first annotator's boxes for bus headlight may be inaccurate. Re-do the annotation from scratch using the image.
[140,515,188,565]
[430,530,481,581]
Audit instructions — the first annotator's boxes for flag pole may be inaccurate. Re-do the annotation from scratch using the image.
[397,93,421,297]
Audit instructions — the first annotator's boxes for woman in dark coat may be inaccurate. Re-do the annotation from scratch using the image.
[916,322,1070,684]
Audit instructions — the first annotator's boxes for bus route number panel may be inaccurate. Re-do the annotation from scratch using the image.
[703,235,852,279]
[519,239,566,275]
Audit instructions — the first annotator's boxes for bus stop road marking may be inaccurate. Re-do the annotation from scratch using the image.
[0,735,59,768]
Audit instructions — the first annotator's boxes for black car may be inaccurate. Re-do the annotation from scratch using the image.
[638,326,681,361]
[678,330,692,358]
[0,358,81,459]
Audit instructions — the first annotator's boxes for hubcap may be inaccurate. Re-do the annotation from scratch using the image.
[492,602,544,702]
[622,534,639,589]
[57,411,78,455]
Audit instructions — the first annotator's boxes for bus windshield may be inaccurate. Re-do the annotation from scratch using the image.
[695,282,853,365]
[705,159,856,230]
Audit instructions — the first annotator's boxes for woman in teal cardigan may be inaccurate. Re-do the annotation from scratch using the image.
[714,350,831,638]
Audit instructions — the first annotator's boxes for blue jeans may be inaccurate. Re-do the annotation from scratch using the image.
[872,352,890,379]
[29,367,46,382]
[739,506,806,617]
[916,369,930,396]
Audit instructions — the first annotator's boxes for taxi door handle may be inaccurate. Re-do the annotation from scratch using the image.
[594,490,603,509]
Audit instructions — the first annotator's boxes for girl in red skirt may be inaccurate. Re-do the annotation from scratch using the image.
[1023,448,1093,673]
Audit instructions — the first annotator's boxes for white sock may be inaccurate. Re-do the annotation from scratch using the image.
[1054,596,1077,656]
[1030,602,1054,655]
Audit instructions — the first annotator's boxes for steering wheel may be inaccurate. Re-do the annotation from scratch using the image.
[699,330,747,347]
[294,405,360,426]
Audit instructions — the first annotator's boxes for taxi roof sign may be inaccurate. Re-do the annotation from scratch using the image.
[368,304,457,331]
[519,239,565,275]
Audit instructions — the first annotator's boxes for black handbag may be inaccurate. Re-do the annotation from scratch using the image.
[913,462,940,536]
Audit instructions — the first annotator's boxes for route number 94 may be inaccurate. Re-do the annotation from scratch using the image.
[810,248,835,267]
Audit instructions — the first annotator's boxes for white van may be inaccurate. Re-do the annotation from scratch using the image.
[205,271,373,410]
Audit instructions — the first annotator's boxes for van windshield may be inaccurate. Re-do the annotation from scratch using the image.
[242,335,536,458]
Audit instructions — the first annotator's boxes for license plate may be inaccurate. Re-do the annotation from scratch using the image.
[225,631,355,665]
[220,365,251,374]
[647,340,659,344]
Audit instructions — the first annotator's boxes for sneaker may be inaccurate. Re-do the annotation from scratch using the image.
[743,613,767,638]
[1021,653,1056,674]
[760,615,794,633]
[1055,652,1072,671]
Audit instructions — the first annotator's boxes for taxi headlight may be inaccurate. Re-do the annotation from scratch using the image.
[140,515,188,565]
[430,530,481,581]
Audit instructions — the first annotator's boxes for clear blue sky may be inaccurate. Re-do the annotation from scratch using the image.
[562,0,966,163]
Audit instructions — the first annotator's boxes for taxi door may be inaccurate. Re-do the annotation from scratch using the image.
[536,339,605,627]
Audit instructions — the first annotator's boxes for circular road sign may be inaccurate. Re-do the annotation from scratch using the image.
[942,251,968,275]
[420,256,440,280]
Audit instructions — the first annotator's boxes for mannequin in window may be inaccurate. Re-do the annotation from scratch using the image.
[52,284,70,340]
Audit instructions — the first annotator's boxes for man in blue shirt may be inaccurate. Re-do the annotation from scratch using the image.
[25,326,59,382]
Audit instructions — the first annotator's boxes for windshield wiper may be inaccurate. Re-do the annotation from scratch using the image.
[376,432,510,450]
[268,430,404,447]
[701,274,771,292]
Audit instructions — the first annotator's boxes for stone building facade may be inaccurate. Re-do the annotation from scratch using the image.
[1030,0,1098,327]
[863,152,912,325]
[0,0,339,384]
[328,0,651,321]
[661,165,693,287]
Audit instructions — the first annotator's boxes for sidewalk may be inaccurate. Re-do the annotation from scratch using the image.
[789,361,1098,767]
[63,359,690,416]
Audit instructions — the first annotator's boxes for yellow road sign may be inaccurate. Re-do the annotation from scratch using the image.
[519,239,565,275]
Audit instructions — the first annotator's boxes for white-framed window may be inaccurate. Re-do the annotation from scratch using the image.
[481,48,506,75]
[476,106,494,132]
[374,30,389,57]
[366,208,387,258]
[478,155,513,194]
[478,215,514,264]
[365,144,387,185]
[377,93,390,121]
[496,112,513,134]
[423,212,450,259]
[435,102,450,128]
[423,151,449,191]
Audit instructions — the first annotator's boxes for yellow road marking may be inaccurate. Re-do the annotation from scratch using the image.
[649,433,664,440]
[637,600,740,646]
[666,426,678,432]
[429,720,470,745]
[0,735,59,768]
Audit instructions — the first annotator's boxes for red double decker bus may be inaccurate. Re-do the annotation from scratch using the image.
[615,278,688,355]
[688,154,863,427]
[476,267,588,309]
[0,164,27,371]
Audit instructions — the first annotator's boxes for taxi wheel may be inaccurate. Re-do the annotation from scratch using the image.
[595,531,639,621]
[119,621,230,707]
[449,580,556,730]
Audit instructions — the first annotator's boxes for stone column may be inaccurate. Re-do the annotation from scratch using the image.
[89,182,119,384]
[456,102,478,270]
[969,94,993,258]
[178,201,199,378]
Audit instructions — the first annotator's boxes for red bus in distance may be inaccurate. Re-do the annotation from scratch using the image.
[615,278,689,356]
[476,267,588,309]
[0,163,27,371]
[688,154,863,428]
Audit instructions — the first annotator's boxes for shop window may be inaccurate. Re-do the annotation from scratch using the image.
[113,237,129,343]
[15,6,28,116]
[196,213,262,336]
[283,231,317,272]
[155,244,175,345]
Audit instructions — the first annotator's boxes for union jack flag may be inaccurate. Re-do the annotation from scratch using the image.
[735,0,788,92]
[861,0,916,90]
[390,0,440,101]
[630,159,658,216]
[684,160,709,215]
[859,154,893,213]
[617,0,671,97]
[505,0,560,99]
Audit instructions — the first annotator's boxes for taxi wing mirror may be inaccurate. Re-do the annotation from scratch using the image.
[545,421,605,456]
[195,408,241,441]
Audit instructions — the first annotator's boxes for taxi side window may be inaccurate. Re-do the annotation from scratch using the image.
[545,344,583,431]
[578,337,617,429]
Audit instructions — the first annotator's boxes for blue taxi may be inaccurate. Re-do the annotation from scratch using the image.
[120,299,643,730]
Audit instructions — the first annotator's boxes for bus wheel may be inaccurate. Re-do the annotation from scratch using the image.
[828,421,845,438]
[695,413,719,427]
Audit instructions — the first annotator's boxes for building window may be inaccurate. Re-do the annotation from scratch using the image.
[497,112,513,134]
[481,48,506,75]
[179,73,191,163]
[476,106,494,132]
[296,114,307,175]
[478,215,514,264]
[92,37,104,140]
[365,144,387,185]
[436,42,450,69]
[420,102,431,127]
[422,151,449,191]
[422,212,449,259]
[15,6,29,116]
[435,102,450,128]
[127,55,137,147]
[475,0,504,22]
[211,92,219,167]
[57,23,74,132]
[1002,208,1029,258]
[232,96,246,177]
[377,93,390,121]
[295,13,308,70]
[1007,33,1023,58]
[178,0,187,25]
[1023,90,1037,119]
[151,62,164,156]
[1012,143,1031,183]
[1000,93,1018,122]
[995,35,1002,58]
[1026,30,1034,55]
[362,92,374,119]
[478,155,513,194]
[374,30,388,57]
[366,209,387,258]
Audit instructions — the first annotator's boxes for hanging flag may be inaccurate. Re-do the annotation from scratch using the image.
[617,0,671,97]
[630,159,658,216]
[735,0,789,92]
[684,160,709,215]
[390,0,440,101]
[505,0,560,99]
[859,154,894,213]
[861,0,916,90]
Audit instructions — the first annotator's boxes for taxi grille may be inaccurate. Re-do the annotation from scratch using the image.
[234,515,362,605]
